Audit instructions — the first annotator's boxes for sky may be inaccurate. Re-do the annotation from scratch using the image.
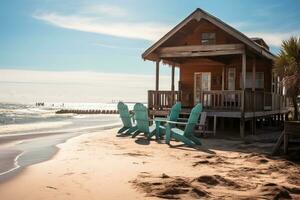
[0,0,299,103]
[0,70,178,103]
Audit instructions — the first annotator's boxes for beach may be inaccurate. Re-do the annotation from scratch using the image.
[0,103,121,180]
[0,127,299,200]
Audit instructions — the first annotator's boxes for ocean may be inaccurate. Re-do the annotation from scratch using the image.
[0,102,127,180]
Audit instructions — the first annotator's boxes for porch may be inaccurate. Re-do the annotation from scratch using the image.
[148,90,288,138]
[144,41,289,137]
[148,90,288,116]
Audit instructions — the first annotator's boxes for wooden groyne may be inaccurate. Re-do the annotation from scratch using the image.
[56,109,119,114]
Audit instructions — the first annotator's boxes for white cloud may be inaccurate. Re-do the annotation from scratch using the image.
[81,4,128,17]
[228,21,298,47]
[34,12,171,41]
[245,31,299,47]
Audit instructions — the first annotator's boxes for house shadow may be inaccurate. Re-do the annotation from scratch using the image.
[160,128,286,157]
[116,133,131,137]
[169,143,216,154]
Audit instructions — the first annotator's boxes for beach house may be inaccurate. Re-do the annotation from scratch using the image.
[142,8,288,137]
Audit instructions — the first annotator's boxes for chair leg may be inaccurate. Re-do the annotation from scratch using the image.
[118,127,129,134]
[125,126,138,135]
[181,137,196,147]
[155,121,161,140]
[165,126,171,145]
[132,131,142,138]
[147,131,155,140]
[190,136,202,145]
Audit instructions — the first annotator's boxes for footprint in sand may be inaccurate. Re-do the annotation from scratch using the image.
[193,155,231,167]
[193,175,240,189]
[46,186,58,190]
[132,174,208,199]
[133,172,300,199]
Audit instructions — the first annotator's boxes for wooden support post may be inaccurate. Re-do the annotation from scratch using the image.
[252,57,256,135]
[252,57,256,92]
[171,65,175,91]
[240,52,246,138]
[252,57,256,110]
[213,115,217,136]
[284,131,288,154]
[240,118,245,138]
[171,65,175,104]
[155,60,160,109]
[156,60,160,91]
[222,66,225,91]
[252,117,256,135]
[242,53,247,91]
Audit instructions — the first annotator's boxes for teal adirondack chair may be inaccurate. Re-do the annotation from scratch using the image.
[154,102,182,138]
[165,103,203,147]
[132,103,165,139]
[117,102,137,134]
[168,102,182,122]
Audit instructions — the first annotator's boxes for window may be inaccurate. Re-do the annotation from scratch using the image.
[240,72,264,89]
[201,33,216,45]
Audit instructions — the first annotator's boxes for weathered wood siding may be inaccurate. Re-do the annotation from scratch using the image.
[179,56,272,106]
[159,19,240,48]
[179,58,224,107]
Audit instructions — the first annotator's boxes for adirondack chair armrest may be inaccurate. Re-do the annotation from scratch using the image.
[154,117,168,122]
[178,117,188,122]
[166,120,188,125]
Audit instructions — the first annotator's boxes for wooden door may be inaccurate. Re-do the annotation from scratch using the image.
[227,68,236,102]
[228,68,236,90]
[194,72,211,105]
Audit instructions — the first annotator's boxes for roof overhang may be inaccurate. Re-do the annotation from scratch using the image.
[142,8,276,62]
[158,44,245,58]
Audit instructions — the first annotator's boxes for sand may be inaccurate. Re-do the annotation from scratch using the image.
[0,128,299,200]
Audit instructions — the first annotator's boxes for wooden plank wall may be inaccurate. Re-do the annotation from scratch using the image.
[179,56,272,107]
[159,19,240,48]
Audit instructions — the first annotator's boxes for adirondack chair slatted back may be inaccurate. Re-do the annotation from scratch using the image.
[184,103,203,137]
[133,103,150,133]
[199,112,207,126]
[168,102,182,121]
[117,102,132,128]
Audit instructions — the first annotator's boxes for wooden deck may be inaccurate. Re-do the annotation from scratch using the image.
[148,90,289,137]
[148,90,288,118]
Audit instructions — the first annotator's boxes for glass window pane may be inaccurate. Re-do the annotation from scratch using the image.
[201,33,216,45]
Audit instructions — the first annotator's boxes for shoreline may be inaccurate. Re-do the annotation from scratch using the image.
[0,122,121,182]
[0,128,299,199]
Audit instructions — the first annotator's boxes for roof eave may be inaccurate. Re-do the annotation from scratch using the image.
[142,8,276,62]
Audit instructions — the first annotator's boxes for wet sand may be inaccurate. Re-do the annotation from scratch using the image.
[0,128,299,199]
[0,115,120,180]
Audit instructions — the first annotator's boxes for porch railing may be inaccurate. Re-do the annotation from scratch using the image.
[244,91,272,112]
[198,90,242,110]
[148,90,288,112]
[148,90,181,110]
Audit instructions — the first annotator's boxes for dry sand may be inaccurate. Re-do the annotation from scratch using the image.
[0,128,299,200]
